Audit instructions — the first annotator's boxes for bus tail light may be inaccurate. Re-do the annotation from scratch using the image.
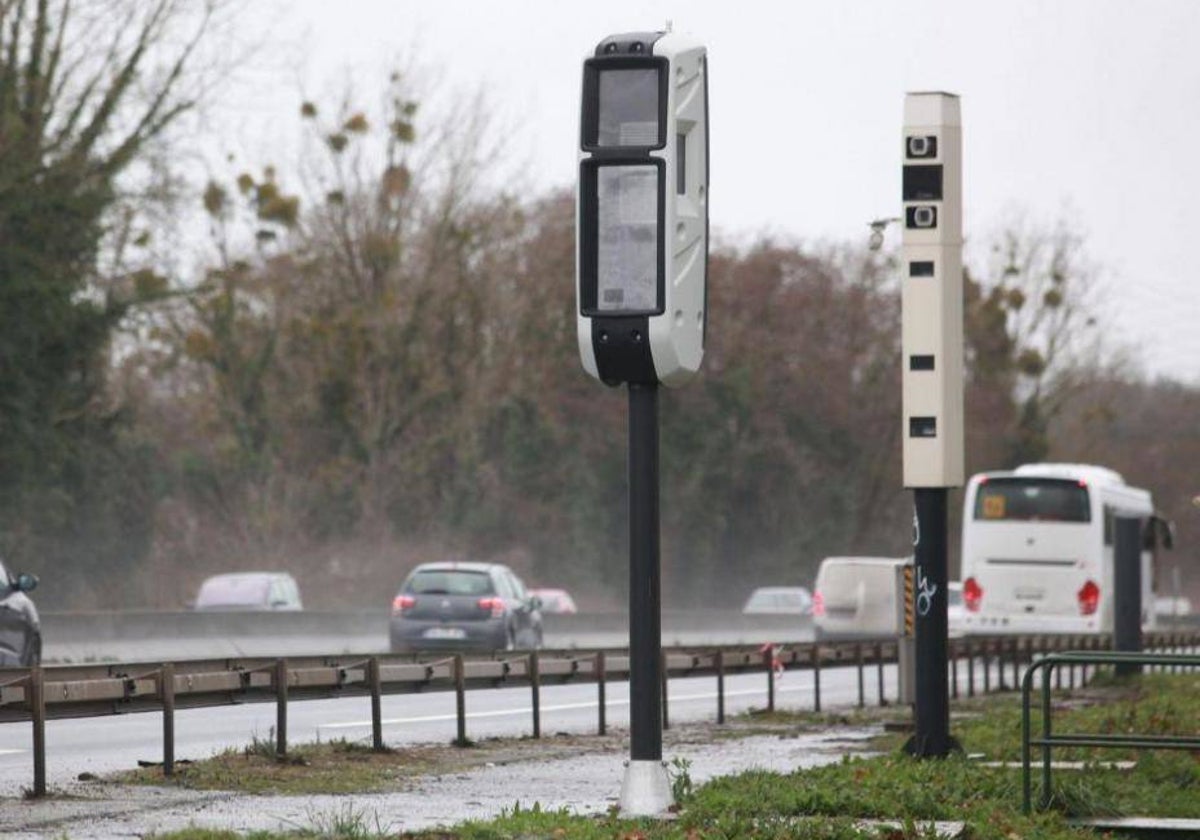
[812,591,825,618]
[963,577,983,612]
[1077,580,1100,616]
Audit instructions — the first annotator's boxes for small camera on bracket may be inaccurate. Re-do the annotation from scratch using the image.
[906,205,938,229]
[906,135,938,159]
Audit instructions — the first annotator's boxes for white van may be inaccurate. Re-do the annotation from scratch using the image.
[812,557,908,640]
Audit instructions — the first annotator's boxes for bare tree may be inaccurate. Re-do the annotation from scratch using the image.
[0,0,232,606]
[973,217,1119,464]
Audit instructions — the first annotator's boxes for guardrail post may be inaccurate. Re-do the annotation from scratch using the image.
[368,657,383,751]
[875,642,885,706]
[996,638,1005,689]
[1011,637,1020,689]
[811,644,821,713]
[161,663,175,777]
[715,650,725,724]
[1068,637,1077,689]
[982,640,991,694]
[763,647,775,714]
[855,643,865,709]
[529,652,541,739]
[966,639,975,698]
[274,658,288,758]
[1039,635,1046,661]
[996,639,1006,690]
[595,651,607,736]
[30,665,45,798]
[995,639,1002,690]
[661,651,670,730]
[453,655,467,746]
[949,639,959,700]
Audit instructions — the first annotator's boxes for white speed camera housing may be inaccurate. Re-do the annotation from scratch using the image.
[901,92,964,488]
[576,31,709,388]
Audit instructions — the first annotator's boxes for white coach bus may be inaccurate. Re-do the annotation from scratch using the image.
[960,463,1173,635]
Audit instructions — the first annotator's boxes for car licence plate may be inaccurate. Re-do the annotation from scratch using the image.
[423,627,466,640]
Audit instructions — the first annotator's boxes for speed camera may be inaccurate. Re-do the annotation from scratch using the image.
[576,31,709,388]
[901,92,964,488]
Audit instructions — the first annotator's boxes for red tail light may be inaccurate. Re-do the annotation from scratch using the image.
[963,577,983,612]
[1077,580,1100,616]
[392,594,415,614]
[478,597,505,617]
[812,591,825,618]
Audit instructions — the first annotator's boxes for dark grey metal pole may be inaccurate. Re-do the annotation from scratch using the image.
[1114,516,1143,677]
[628,382,662,762]
[161,662,175,777]
[908,488,955,757]
[275,658,288,758]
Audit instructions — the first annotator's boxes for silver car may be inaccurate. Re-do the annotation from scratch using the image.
[390,561,543,652]
[742,586,813,616]
[193,572,303,612]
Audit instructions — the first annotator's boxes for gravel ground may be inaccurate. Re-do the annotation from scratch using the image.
[0,724,878,838]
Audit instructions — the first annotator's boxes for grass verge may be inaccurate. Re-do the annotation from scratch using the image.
[119,730,634,796]
[142,671,1198,839]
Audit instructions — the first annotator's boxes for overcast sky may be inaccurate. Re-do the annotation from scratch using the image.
[226,0,1199,383]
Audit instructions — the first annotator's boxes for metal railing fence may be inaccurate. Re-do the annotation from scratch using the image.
[1020,649,1200,814]
[2,630,1197,797]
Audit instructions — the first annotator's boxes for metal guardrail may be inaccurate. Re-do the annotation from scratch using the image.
[1020,648,1200,814]
[3,631,1198,798]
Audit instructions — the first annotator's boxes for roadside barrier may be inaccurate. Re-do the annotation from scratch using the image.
[2,631,1197,797]
[1020,648,1200,814]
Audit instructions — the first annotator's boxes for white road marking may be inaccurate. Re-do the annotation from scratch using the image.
[0,749,25,756]
[317,682,813,731]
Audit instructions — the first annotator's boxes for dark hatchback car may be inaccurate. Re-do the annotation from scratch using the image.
[0,560,40,666]
[390,562,543,652]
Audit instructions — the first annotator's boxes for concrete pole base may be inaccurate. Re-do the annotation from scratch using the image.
[618,759,675,818]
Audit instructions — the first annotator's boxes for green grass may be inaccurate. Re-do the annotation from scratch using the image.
[143,672,1200,839]
[122,737,424,796]
[956,670,1200,763]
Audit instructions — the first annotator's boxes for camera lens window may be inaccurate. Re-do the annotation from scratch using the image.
[907,205,936,228]
[906,206,938,229]
[597,68,660,147]
[909,416,938,438]
[906,135,938,159]
[596,164,660,313]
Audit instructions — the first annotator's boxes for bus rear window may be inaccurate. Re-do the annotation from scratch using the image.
[974,478,1091,523]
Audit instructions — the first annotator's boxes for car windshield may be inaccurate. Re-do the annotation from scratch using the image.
[196,576,269,607]
[406,570,495,596]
